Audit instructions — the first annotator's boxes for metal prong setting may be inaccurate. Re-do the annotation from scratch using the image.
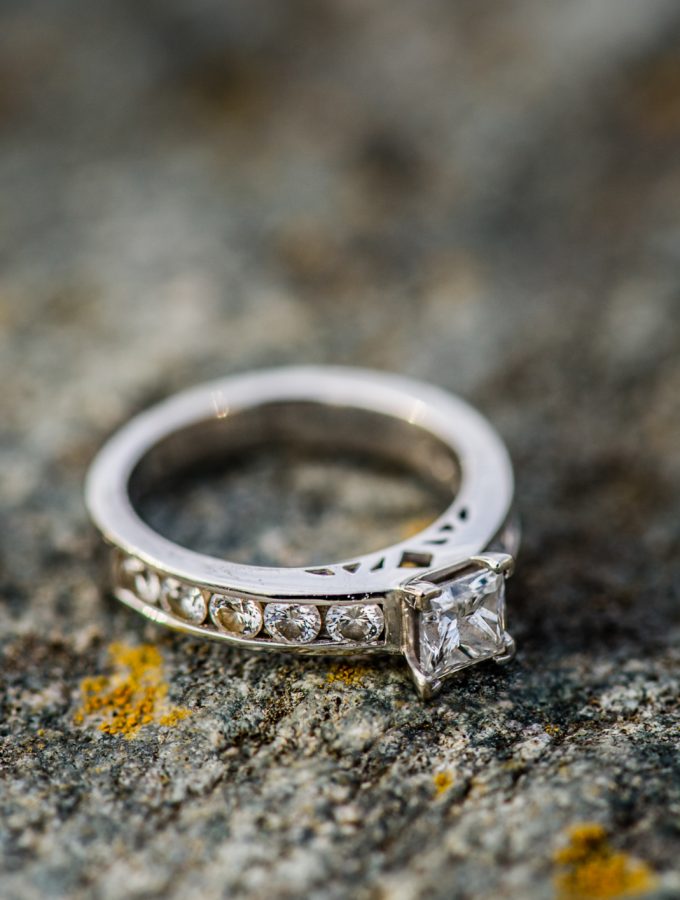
[494,632,516,665]
[469,551,515,577]
[402,580,442,613]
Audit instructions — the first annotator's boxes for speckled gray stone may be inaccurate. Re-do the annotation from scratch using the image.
[1,2,680,898]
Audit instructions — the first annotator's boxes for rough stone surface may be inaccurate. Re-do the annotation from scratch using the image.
[1,2,680,898]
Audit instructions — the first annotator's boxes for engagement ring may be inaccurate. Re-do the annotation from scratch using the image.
[85,366,519,698]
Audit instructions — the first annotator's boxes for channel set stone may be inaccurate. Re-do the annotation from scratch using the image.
[160,578,208,624]
[326,603,384,643]
[264,603,321,644]
[121,555,161,604]
[209,595,263,638]
[418,569,506,678]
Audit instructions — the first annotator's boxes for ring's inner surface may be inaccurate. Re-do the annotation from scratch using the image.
[130,401,460,567]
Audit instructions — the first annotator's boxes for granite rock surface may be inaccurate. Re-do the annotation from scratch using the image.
[1,2,680,898]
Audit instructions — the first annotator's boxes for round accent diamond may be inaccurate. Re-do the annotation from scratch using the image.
[326,603,384,643]
[209,595,263,638]
[160,579,207,624]
[264,603,321,644]
[120,556,161,604]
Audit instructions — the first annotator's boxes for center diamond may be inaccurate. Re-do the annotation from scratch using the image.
[418,569,506,678]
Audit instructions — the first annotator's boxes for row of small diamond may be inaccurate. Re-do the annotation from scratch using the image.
[118,556,385,646]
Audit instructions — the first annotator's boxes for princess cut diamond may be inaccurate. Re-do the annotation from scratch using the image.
[418,569,506,678]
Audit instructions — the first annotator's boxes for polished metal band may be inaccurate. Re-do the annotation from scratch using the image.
[85,366,519,697]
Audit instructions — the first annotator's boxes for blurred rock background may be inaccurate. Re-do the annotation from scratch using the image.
[1,1,680,898]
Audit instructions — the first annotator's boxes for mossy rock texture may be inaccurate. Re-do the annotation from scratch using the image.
[1,2,680,898]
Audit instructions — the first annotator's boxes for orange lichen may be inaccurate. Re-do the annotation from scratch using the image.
[554,823,656,899]
[433,770,454,794]
[74,643,189,738]
[326,663,371,686]
[158,708,190,727]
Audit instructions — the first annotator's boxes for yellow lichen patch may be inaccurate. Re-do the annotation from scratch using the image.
[433,770,454,795]
[74,643,190,739]
[159,708,190,727]
[326,663,371,687]
[545,723,561,736]
[554,823,656,899]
